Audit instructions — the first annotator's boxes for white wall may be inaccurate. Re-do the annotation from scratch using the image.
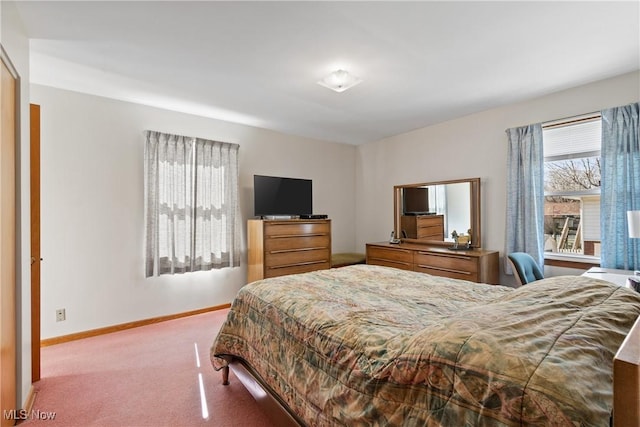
[30,85,356,339]
[1,0,32,409]
[355,71,640,285]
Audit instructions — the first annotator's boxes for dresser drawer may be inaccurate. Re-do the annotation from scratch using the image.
[264,221,330,237]
[265,235,330,252]
[266,248,330,268]
[415,250,476,281]
[416,215,443,227]
[414,265,479,282]
[414,251,478,273]
[366,246,413,270]
[417,225,444,240]
[265,261,331,278]
[368,258,414,271]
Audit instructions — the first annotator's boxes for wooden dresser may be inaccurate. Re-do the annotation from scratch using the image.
[401,214,445,240]
[366,241,499,284]
[247,219,331,283]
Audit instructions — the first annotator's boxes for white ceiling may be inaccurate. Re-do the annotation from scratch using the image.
[13,1,640,145]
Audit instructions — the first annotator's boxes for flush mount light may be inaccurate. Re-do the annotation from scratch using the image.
[317,69,362,93]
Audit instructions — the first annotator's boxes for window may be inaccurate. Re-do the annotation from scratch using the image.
[144,131,241,277]
[542,115,601,259]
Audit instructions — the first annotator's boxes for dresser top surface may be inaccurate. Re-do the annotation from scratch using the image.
[366,241,498,256]
[250,218,330,223]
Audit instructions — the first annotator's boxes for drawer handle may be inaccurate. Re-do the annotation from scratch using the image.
[418,252,472,261]
[269,247,327,254]
[269,233,328,239]
[417,265,471,275]
[269,260,328,270]
[375,249,411,255]
[370,258,412,267]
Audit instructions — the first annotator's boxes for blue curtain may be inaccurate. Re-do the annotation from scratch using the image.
[504,124,545,273]
[600,102,640,270]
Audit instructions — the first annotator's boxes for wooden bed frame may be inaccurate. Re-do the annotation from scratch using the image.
[220,356,303,427]
[220,314,640,427]
[613,314,640,426]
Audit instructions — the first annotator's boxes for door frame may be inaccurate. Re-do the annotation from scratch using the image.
[0,44,18,427]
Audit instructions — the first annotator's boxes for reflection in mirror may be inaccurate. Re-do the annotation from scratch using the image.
[394,178,481,248]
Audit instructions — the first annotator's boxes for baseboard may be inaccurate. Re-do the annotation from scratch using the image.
[23,385,36,413]
[41,303,231,347]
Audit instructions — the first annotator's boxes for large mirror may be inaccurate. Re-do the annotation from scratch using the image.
[394,178,481,248]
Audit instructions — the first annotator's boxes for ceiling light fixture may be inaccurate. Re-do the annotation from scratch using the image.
[317,69,362,93]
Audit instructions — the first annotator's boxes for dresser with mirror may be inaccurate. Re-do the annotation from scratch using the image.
[366,177,500,284]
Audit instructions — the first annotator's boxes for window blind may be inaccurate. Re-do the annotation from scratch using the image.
[543,117,601,159]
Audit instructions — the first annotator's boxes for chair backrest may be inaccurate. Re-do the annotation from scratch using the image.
[507,252,544,286]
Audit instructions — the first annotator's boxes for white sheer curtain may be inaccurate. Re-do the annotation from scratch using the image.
[144,131,240,277]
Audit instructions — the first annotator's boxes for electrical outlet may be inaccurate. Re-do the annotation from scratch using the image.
[55,309,66,322]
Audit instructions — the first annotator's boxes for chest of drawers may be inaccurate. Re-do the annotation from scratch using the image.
[400,214,445,240]
[248,219,331,283]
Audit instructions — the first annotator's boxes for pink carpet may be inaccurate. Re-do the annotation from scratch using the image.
[20,309,275,427]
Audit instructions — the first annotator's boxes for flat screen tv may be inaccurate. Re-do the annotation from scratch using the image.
[254,175,312,217]
[403,187,430,215]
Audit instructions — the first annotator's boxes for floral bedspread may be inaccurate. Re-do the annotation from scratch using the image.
[210,264,640,426]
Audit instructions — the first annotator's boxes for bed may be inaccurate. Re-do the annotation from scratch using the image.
[210,264,640,426]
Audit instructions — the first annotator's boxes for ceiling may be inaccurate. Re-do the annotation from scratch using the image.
[13,1,640,145]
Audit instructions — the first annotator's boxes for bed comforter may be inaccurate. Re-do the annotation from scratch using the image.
[211,264,640,426]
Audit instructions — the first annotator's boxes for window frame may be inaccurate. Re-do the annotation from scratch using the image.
[542,113,602,265]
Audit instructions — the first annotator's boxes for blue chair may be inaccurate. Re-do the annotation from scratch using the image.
[507,252,544,286]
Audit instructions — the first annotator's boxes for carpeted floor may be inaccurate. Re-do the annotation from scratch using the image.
[20,309,275,427]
